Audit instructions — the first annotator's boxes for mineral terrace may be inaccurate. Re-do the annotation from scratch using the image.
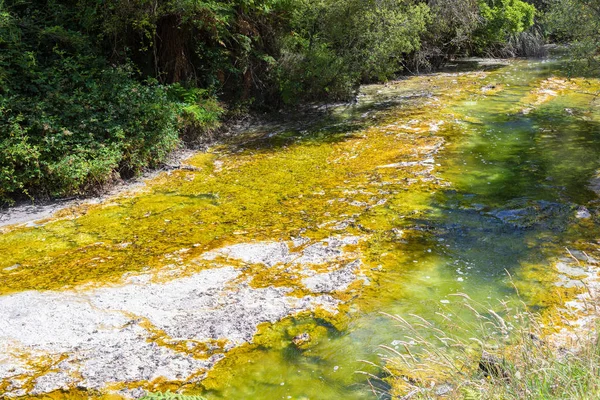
[0,236,366,398]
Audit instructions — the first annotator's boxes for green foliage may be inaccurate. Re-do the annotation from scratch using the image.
[0,1,179,202]
[90,0,290,96]
[480,0,536,47]
[474,0,536,52]
[412,0,482,70]
[546,0,600,73]
[0,0,545,203]
[168,83,225,142]
[278,0,429,102]
[411,0,540,68]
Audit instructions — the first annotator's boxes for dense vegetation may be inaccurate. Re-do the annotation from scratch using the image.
[0,0,591,203]
[546,0,600,73]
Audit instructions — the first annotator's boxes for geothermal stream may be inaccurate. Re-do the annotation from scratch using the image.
[2,59,600,399]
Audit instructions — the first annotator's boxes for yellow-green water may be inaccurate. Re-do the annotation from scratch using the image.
[2,59,600,399]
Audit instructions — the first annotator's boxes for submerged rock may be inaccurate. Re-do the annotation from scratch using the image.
[488,200,573,230]
[576,206,591,219]
[291,332,311,348]
[589,173,600,196]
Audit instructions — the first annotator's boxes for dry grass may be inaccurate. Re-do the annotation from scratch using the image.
[362,294,600,399]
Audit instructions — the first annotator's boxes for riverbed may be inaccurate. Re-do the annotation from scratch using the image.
[1,59,600,399]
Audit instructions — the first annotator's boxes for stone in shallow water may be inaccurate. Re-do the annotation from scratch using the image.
[489,200,572,230]
[491,208,527,223]
[291,332,310,348]
[2,264,20,272]
[588,174,600,196]
[576,206,591,219]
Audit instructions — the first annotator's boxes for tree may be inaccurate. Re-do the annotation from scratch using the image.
[546,0,600,73]
[412,0,482,70]
[474,0,536,53]
[277,0,429,102]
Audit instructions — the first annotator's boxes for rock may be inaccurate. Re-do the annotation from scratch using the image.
[555,262,588,277]
[2,235,365,398]
[119,387,147,398]
[202,241,291,267]
[555,276,587,288]
[291,236,310,248]
[202,235,362,268]
[301,259,364,293]
[3,264,20,272]
[489,200,571,230]
[576,206,591,219]
[491,208,527,224]
[435,384,452,396]
[478,351,508,379]
[292,333,311,348]
[589,174,600,196]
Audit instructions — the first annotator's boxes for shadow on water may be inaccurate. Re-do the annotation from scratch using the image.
[223,59,510,154]
[222,96,424,153]
[353,58,600,396]
[402,61,600,298]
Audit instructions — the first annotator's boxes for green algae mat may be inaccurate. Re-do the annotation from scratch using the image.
[2,59,600,399]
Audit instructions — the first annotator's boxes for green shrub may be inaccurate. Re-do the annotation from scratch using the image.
[0,0,549,204]
[411,0,482,71]
[0,59,180,201]
[277,0,429,103]
[474,0,536,53]
[546,0,600,74]
[168,83,225,143]
[0,1,181,202]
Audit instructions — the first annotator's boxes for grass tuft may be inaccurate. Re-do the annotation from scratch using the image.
[366,297,600,399]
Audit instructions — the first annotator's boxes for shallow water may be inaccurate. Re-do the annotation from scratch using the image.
[1,59,600,399]
[200,60,600,399]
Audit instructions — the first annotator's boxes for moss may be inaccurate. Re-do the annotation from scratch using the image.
[0,87,448,295]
